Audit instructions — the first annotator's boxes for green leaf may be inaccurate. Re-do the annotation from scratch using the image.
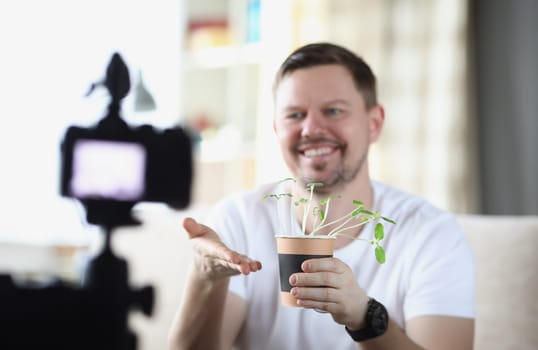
[312,207,320,216]
[306,182,324,190]
[294,198,308,206]
[321,195,340,206]
[360,209,375,216]
[278,177,296,184]
[352,200,364,207]
[263,193,293,201]
[262,194,277,201]
[374,223,384,241]
[375,245,386,264]
[381,216,397,224]
[351,208,362,217]
[319,209,325,221]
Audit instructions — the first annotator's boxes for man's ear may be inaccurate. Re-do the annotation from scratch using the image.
[368,104,385,143]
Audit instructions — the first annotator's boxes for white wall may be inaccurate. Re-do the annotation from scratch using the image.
[0,2,189,349]
[0,0,182,243]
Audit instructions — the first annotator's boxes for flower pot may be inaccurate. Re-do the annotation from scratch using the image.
[276,235,335,307]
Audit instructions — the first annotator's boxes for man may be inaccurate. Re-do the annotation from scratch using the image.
[168,43,474,350]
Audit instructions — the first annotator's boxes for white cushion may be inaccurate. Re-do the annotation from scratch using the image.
[458,215,538,350]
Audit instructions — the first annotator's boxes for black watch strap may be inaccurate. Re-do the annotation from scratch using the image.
[345,298,388,342]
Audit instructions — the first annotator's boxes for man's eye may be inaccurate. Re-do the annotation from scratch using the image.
[287,112,304,120]
[325,108,342,116]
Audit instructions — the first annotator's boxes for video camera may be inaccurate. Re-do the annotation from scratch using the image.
[0,53,193,349]
[61,52,192,227]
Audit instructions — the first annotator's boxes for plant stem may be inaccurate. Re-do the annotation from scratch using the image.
[290,196,295,235]
[329,219,373,236]
[276,197,285,235]
[311,207,360,235]
[318,199,330,229]
[331,232,372,242]
[302,184,315,235]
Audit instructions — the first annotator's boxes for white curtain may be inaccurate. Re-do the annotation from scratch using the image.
[471,0,538,215]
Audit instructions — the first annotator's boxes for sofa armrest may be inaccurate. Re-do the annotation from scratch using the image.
[457,215,538,350]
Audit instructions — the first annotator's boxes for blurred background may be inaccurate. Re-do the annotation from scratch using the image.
[0,0,536,348]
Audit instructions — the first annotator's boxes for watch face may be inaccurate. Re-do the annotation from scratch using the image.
[345,298,389,342]
[368,299,389,334]
[370,301,389,334]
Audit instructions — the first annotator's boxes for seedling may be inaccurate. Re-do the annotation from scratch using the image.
[263,178,396,264]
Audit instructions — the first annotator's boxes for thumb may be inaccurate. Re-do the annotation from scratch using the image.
[182,217,211,239]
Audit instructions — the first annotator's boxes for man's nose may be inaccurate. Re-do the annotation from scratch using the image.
[301,112,327,138]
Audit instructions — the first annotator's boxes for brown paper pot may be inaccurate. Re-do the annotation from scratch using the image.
[276,235,335,307]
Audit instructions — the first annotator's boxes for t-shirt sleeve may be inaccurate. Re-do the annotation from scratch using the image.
[403,213,475,320]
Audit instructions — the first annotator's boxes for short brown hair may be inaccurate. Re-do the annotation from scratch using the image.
[273,42,377,108]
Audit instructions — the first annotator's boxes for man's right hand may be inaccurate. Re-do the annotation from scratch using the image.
[182,217,262,280]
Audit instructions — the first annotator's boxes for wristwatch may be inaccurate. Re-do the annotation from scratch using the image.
[345,298,388,342]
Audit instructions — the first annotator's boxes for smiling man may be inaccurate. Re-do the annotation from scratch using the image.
[169,43,475,350]
[273,59,379,192]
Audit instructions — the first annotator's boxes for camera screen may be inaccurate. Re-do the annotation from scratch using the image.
[70,140,147,201]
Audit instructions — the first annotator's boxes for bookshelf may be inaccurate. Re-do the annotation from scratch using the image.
[180,0,262,203]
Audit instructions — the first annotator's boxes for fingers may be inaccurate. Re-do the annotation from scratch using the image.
[233,253,262,275]
[291,287,339,312]
[289,258,367,326]
[301,257,347,273]
[290,270,336,289]
[241,257,262,272]
[182,217,262,277]
[182,217,213,239]
[288,257,346,286]
[203,252,262,278]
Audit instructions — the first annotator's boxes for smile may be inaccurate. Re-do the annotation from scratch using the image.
[303,147,333,158]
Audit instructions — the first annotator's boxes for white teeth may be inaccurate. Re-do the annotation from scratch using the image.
[304,147,332,157]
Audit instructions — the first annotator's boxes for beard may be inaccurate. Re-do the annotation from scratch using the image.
[297,149,368,194]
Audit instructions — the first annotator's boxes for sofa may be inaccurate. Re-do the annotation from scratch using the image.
[457,215,538,350]
[111,210,538,350]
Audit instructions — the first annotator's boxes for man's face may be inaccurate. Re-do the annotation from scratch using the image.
[273,64,383,191]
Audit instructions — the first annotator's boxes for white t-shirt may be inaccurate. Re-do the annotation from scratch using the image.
[205,181,475,350]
